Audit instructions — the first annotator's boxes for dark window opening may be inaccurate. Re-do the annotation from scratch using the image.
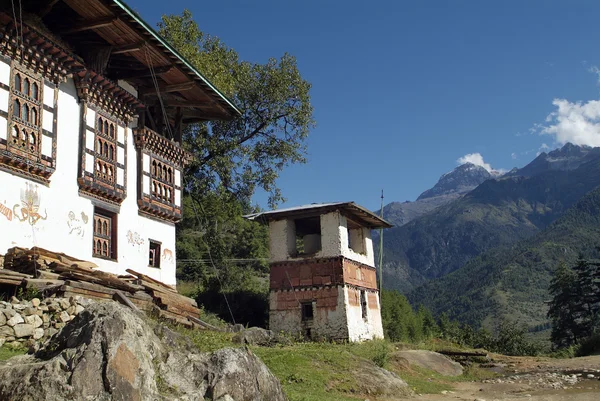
[360,290,368,320]
[93,208,117,260]
[293,216,322,256]
[347,218,367,255]
[149,240,161,268]
[301,302,314,321]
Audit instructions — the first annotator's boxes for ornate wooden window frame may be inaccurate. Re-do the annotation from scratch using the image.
[0,60,58,184]
[77,104,127,205]
[93,207,118,260]
[75,71,142,204]
[134,126,190,223]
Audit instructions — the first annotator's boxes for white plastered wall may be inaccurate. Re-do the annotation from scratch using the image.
[0,67,177,285]
[345,287,384,342]
[269,286,350,340]
[268,211,375,267]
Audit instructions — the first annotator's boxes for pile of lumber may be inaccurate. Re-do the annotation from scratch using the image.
[1,247,203,328]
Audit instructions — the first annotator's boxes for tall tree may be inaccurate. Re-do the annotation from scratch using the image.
[159,10,315,207]
[547,262,580,348]
[157,11,313,325]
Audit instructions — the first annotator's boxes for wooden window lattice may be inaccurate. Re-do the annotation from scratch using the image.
[94,115,118,185]
[8,65,43,159]
[93,212,112,258]
[150,159,174,203]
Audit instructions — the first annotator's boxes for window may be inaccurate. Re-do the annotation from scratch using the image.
[292,216,322,256]
[301,302,314,321]
[8,66,43,160]
[150,158,174,203]
[149,240,161,268]
[347,219,366,254]
[360,291,368,320]
[94,115,118,185]
[93,208,117,260]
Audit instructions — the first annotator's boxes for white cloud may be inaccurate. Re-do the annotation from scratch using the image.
[540,99,600,146]
[457,153,494,172]
[511,152,517,160]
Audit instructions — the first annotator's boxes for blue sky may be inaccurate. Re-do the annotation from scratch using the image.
[128,0,600,210]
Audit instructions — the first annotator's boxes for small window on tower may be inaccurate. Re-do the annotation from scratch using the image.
[149,240,161,268]
[292,216,322,256]
[360,290,368,320]
[301,302,314,321]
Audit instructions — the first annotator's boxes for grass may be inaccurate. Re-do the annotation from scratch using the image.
[147,319,497,400]
[0,345,27,361]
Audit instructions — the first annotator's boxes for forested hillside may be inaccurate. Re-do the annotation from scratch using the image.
[383,155,600,294]
[408,185,600,330]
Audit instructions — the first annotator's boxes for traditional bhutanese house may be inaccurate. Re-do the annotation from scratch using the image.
[0,0,240,285]
[246,202,392,342]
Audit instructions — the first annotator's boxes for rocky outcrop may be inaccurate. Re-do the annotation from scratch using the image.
[0,296,88,351]
[393,350,464,376]
[232,327,291,346]
[0,302,287,401]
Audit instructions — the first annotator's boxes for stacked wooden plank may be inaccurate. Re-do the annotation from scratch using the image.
[1,247,203,328]
[125,269,201,326]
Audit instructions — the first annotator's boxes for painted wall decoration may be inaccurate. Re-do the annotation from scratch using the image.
[13,183,47,226]
[127,230,144,247]
[0,201,13,221]
[162,248,174,263]
[67,211,89,237]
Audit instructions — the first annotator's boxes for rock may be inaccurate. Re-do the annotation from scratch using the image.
[13,324,35,338]
[6,314,24,327]
[0,326,14,337]
[58,311,70,323]
[10,296,19,304]
[31,298,40,307]
[232,327,291,346]
[0,338,4,348]
[32,328,44,340]
[0,310,5,326]
[353,362,412,397]
[74,305,85,315]
[393,350,463,376]
[24,315,43,328]
[0,302,287,401]
[2,308,15,319]
[58,299,70,310]
[45,327,59,338]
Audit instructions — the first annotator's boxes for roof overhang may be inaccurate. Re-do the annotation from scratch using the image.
[7,0,241,122]
[245,202,393,229]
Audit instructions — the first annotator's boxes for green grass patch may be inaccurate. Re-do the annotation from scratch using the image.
[0,345,27,361]
[253,342,364,401]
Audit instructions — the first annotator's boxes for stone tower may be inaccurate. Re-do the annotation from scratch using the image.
[247,202,391,342]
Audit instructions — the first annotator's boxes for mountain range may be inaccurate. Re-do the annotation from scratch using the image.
[381,143,600,331]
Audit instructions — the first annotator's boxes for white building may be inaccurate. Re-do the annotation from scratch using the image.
[247,202,392,342]
[0,1,239,285]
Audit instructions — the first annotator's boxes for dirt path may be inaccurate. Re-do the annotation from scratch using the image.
[398,355,600,401]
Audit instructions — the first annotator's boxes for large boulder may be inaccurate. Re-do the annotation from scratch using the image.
[232,327,291,346]
[393,350,463,376]
[0,302,287,401]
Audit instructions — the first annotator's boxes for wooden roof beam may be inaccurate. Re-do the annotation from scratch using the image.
[139,81,196,96]
[39,0,60,18]
[61,16,118,34]
[165,101,211,108]
[112,42,145,55]
[111,65,172,80]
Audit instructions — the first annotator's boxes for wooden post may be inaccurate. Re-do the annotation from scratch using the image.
[174,107,183,145]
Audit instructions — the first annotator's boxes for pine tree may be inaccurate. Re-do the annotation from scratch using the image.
[547,262,581,348]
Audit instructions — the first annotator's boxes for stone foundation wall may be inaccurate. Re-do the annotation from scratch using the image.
[0,296,89,350]
[269,286,349,340]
